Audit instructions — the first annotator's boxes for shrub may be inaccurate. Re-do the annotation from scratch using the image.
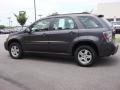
[0,25,6,29]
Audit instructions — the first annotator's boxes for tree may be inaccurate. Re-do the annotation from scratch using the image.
[14,11,27,29]
[0,25,5,29]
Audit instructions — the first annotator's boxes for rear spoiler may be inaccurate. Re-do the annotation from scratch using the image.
[97,15,104,18]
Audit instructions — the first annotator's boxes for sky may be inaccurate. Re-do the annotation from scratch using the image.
[0,0,120,26]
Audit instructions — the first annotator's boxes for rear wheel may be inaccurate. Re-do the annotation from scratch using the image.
[9,43,23,59]
[74,45,97,67]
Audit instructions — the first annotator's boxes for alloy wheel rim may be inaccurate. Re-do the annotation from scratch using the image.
[78,49,92,65]
[11,45,20,57]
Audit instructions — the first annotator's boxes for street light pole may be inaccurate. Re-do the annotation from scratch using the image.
[8,17,11,27]
[34,0,37,21]
[10,21,13,27]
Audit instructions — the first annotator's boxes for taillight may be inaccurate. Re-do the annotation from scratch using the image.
[103,31,112,42]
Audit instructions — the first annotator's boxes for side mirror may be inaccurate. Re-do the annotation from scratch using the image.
[25,28,31,33]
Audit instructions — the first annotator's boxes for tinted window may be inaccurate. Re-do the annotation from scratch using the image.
[78,16,103,29]
[97,17,112,28]
[31,19,51,32]
[52,17,76,30]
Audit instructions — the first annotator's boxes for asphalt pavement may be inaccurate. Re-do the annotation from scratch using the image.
[0,34,120,90]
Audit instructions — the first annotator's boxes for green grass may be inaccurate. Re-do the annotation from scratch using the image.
[116,35,120,44]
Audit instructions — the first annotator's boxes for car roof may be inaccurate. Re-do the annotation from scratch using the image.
[36,13,103,22]
[47,13,95,18]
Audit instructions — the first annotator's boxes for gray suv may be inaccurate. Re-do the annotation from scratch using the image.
[4,13,119,66]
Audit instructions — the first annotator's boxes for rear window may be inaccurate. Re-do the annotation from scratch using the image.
[78,16,103,29]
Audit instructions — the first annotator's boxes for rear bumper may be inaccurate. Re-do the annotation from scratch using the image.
[99,41,119,57]
[111,42,119,55]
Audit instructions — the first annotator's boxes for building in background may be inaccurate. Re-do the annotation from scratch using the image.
[97,2,120,22]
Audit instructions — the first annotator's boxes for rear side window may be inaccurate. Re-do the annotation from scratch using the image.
[100,18,112,28]
[78,16,103,29]
[52,17,76,30]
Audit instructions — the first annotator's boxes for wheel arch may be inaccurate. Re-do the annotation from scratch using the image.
[72,41,99,56]
[8,39,22,49]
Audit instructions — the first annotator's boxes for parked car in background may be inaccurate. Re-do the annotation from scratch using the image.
[111,21,120,33]
[4,13,118,67]
[0,27,26,34]
[0,29,13,34]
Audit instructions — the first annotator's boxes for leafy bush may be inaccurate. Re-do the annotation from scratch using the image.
[14,11,27,28]
[0,25,6,29]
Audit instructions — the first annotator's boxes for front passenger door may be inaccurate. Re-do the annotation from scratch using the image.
[22,19,51,52]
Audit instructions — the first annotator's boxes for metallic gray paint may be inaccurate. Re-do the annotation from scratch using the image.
[4,13,118,57]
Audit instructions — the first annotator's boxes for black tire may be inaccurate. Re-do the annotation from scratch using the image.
[9,43,23,59]
[74,45,97,67]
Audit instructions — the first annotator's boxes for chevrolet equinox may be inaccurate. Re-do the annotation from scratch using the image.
[4,13,119,66]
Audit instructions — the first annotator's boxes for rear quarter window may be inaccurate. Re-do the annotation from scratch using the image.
[78,16,103,29]
[99,18,112,28]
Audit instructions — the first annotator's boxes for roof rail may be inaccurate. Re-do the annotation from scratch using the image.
[47,12,91,17]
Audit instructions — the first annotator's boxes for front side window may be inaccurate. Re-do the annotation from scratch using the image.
[78,16,103,29]
[31,19,51,32]
[52,17,76,30]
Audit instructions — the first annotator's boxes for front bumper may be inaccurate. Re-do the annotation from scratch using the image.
[4,41,9,51]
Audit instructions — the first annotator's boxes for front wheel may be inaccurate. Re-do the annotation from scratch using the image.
[9,43,23,59]
[74,45,97,67]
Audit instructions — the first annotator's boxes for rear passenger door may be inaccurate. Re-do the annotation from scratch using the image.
[48,17,78,53]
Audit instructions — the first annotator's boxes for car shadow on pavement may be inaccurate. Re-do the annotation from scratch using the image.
[23,53,76,65]
[94,56,119,67]
[22,53,119,67]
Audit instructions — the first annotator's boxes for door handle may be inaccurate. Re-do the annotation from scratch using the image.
[69,31,74,35]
